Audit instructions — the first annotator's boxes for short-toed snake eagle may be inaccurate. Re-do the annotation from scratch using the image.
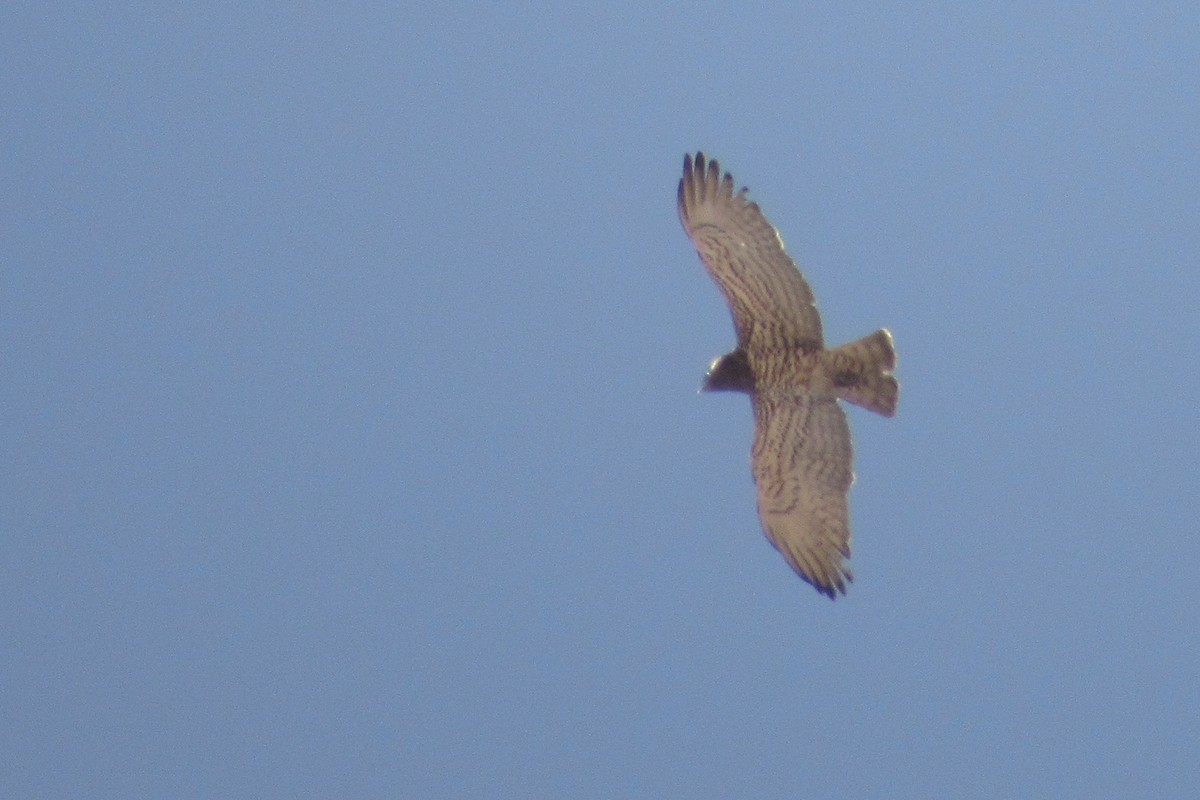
[678,152,898,598]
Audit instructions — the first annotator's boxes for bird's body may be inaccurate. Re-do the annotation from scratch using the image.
[677,152,898,598]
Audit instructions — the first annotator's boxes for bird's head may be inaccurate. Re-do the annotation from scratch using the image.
[701,348,755,394]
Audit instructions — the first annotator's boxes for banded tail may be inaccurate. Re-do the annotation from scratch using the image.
[826,329,898,417]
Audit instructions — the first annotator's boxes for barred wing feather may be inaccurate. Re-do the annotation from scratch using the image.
[677,152,824,350]
[751,394,854,598]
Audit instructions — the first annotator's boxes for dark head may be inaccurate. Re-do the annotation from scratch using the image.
[701,348,755,393]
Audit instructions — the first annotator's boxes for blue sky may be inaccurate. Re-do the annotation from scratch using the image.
[4,3,1198,797]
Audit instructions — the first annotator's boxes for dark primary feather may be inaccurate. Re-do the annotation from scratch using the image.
[677,152,824,350]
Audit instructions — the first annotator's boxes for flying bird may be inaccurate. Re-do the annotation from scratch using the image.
[677,152,898,598]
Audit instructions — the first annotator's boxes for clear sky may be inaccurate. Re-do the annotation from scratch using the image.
[4,3,1198,798]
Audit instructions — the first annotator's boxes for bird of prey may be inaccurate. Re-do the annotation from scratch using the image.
[677,152,898,598]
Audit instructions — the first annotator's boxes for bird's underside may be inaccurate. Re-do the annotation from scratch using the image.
[678,152,898,599]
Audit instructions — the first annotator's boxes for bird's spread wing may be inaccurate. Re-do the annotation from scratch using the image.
[678,152,823,350]
[751,393,854,598]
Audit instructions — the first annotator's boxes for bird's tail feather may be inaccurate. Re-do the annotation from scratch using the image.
[828,329,898,417]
